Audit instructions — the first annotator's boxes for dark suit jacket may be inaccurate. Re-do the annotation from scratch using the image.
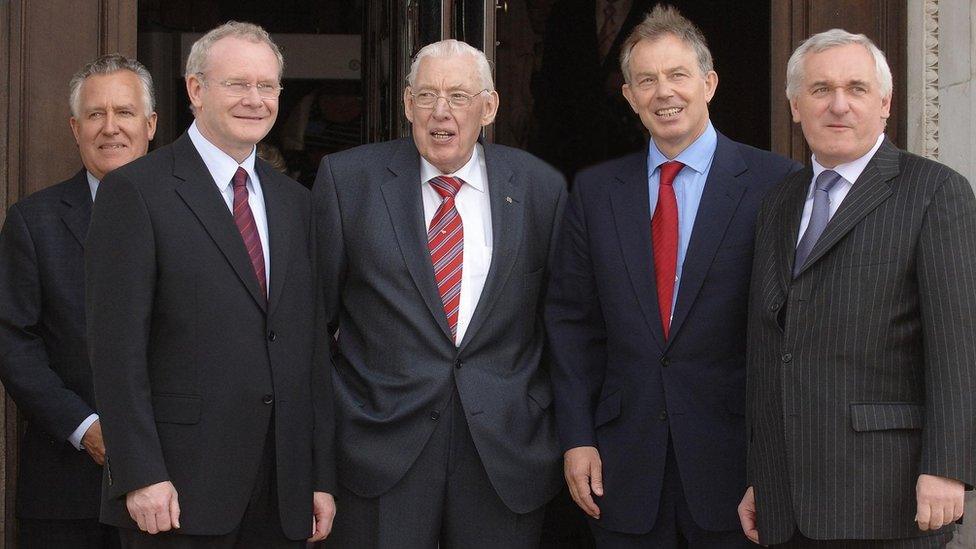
[747,140,976,544]
[546,132,799,534]
[0,170,102,519]
[313,138,566,514]
[85,133,335,539]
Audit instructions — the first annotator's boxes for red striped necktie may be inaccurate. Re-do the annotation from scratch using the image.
[652,160,684,339]
[232,167,267,300]
[427,176,465,343]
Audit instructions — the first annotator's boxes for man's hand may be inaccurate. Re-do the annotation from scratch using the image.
[738,486,760,544]
[564,446,603,519]
[81,419,106,465]
[308,491,336,542]
[126,481,180,534]
[916,474,965,531]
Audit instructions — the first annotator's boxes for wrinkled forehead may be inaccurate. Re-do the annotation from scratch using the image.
[413,54,483,89]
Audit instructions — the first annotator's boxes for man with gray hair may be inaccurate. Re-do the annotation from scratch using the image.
[740,28,976,547]
[0,52,156,548]
[86,21,336,547]
[313,38,566,547]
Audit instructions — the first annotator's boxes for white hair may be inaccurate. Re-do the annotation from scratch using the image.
[786,28,892,101]
[69,54,155,118]
[185,20,284,80]
[406,39,494,91]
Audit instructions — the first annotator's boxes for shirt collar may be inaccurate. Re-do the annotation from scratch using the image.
[647,121,717,175]
[188,120,258,190]
[419,144,485,193]
[86,171,100,201]
[810,133,885,193]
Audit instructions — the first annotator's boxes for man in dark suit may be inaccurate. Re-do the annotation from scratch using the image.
[314,39,566,548]
[545,5,798,547]
[0,53,157,548]
[85,22,336,547]
[739,29,976,548]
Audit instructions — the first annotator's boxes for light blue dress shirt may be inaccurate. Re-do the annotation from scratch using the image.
[646,122,717,314]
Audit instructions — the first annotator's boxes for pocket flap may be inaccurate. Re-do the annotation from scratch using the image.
[528,383,553,410]
[594,390,621,428]
[850,402,924,432]
[152,393,202,425]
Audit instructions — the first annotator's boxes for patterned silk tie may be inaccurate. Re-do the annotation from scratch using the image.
[652,160,684,339]
[232,167,267,300]
[793,169,844,277]
[427,176,465,343]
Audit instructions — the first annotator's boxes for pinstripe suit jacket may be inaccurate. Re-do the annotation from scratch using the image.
[746,139,976,544]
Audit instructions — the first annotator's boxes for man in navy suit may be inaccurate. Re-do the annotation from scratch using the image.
[546,5,798,547]
[0,53,156,548]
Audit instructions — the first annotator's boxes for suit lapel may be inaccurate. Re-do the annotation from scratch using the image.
[259,161,291,316]
[667,136,747,344]
[794,141,899,277]
[609,152,666,351]
[775,169,812,292]
[171,133,267,312]
[60,170,93,247]
[458,143,523,351]
[380,139,454,342]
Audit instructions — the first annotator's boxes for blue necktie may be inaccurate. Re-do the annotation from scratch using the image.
[794,170,844,276]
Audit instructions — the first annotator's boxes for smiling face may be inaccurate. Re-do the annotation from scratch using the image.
[404,54,498,174]
[621,34,717,159]
[69,71,157,180]
[790,43,891,168]
[186,36,281,162]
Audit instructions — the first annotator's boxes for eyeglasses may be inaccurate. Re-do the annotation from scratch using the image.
[409,89,488,109]
[196,73,283,99]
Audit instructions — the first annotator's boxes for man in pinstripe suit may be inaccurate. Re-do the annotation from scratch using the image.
[739,29,976,547]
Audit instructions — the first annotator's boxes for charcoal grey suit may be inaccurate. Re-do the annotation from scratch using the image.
[747,139,976,545]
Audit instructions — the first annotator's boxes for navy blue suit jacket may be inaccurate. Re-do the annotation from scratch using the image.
[546,132,799,534]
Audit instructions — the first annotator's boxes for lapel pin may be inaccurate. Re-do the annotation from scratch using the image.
[506,196,513,203]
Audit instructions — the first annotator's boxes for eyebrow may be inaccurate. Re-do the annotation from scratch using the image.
[809,79,872,89]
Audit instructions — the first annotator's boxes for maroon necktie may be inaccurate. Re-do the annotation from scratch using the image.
[427,176,465,343]
[652,160,683,339]
[232,167,267,300]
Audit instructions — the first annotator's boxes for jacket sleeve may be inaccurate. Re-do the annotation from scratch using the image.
[86,173,169,498]
[0,204,94,441]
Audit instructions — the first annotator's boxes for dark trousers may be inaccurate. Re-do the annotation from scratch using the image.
[119,418,303,549]
[18,518,119,549]
[774,531,953,548]
[327,388,546,549]
[590,438,752,549]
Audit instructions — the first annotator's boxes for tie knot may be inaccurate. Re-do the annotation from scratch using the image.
[659,161,684,187]
[232,167,248,189]
[815,169,843,193]
[429,176,464,199]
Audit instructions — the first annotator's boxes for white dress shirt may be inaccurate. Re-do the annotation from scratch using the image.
[420,144,493,345]
[796,133,886,245]
[188,121,271,294]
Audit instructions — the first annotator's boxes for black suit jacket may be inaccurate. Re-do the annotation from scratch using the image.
[85,133,335,539]
[313,138,566,514]
[546,133,798,534]
[0,170,101,519]
[747,140,976,544]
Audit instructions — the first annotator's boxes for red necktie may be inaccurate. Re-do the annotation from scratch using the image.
[232,167,267,300]
[652,160,683,339]
[427,176,465,343]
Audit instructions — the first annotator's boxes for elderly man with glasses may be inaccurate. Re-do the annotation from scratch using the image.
[313,39,567,548]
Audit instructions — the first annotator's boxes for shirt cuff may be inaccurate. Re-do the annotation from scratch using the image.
[68,414,99,451]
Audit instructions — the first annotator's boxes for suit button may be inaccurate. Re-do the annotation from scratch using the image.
[430,410,440,421]
[769,302,781,311]
[268,331,277,342]
[782,353,793,363]
[658,411,668,421]
[455,360,463,370]
[660,356,670,367]
[262,394,274,405]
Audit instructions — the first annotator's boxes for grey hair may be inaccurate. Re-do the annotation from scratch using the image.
[185,21,285,80]
[69,53,156,118]
[620,4,714,84]
[406,39,494,91]
[785,28,893,101]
